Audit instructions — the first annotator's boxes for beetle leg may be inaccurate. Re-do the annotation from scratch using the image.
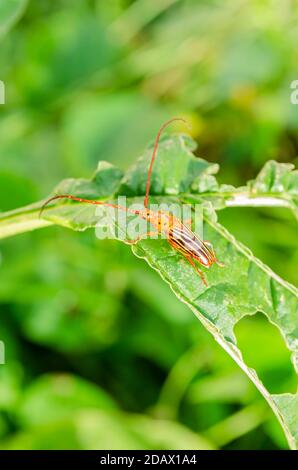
[124,231,159,245]
[204,240,225,267]
[168,233,208,286]
[184,254,208,287]
[215,259,225,267]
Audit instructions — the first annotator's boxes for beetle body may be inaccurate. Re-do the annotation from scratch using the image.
[135,207,219,285]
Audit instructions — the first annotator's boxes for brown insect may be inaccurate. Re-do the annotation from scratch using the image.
[40,118,224,286]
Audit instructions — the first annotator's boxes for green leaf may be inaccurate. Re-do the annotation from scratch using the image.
[55,161,124,200]
[247,161,298,218]
[0,133,297,448]
[188,160,298,218]
[0,161,123,237]
[0,0,28,38]
[117,134,218,197]
[131,211,298,449]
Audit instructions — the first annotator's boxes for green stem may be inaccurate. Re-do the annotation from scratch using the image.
[0,203,52,240]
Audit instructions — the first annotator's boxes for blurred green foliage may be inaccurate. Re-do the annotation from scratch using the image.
[0,0,297,450]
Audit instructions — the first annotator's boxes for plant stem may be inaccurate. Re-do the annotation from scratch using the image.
[225,193,293,209]
[185,191,294,208]
[0,203,52,240]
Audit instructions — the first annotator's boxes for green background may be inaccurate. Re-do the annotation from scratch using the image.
[0,0,297,450]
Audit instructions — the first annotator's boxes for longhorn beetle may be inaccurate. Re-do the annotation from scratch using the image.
[40,118,224,286]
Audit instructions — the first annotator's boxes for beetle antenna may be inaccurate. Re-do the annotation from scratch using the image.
[39,195,140,219]
[144,117,190,208]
